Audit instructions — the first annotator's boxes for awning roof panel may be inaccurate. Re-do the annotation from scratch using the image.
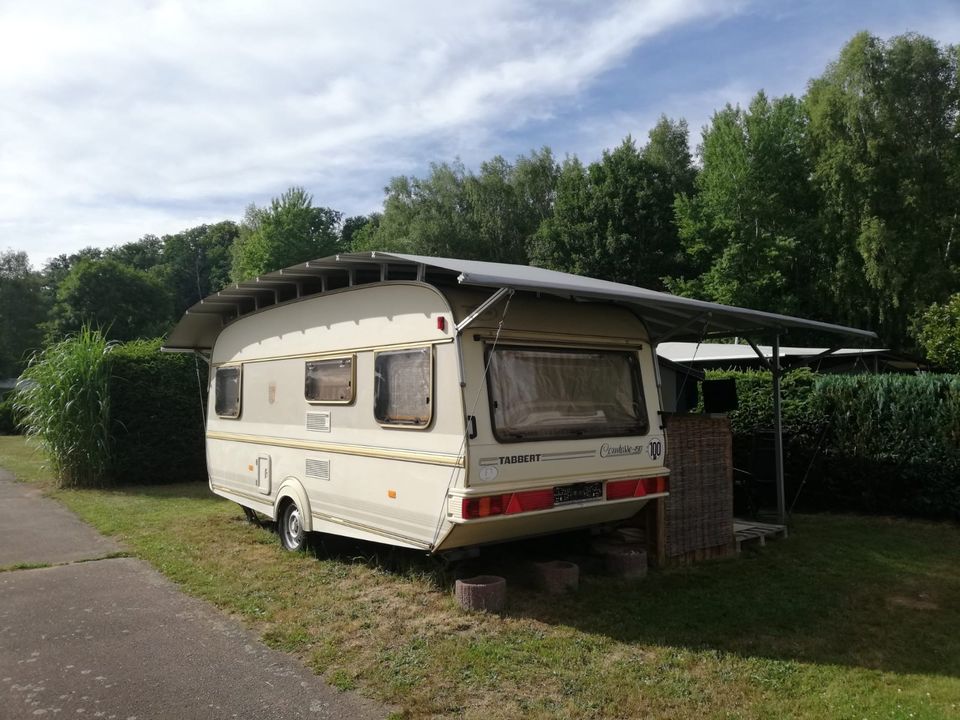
[163,252,877,351]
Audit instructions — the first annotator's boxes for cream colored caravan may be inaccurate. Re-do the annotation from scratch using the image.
[163,253,874,553]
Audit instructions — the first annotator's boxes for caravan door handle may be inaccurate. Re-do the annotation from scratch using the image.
[467,415,478,439]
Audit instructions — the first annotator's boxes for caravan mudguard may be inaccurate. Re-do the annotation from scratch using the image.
[273,477,313,532]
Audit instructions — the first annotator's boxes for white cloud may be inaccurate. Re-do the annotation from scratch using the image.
[0,0,741,267]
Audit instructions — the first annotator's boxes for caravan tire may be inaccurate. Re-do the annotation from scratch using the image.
[279,500,307,552]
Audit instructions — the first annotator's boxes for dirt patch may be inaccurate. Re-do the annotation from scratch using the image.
[887,594,939,611]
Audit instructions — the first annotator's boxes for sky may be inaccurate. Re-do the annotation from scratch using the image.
[2,0,959,268]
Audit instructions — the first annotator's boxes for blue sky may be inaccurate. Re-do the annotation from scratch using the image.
[1,0,958,267]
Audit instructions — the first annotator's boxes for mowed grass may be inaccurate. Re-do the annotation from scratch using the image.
[2,436,959,719]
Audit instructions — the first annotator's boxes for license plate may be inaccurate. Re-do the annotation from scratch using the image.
[554,481,603,505]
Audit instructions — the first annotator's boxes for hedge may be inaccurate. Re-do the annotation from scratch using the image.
[108,338,207,485]
[16,332,207,487]
[708,370,960,521]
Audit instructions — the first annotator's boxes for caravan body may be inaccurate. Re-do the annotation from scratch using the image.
[202,280,668,553]
[166,252,874,554]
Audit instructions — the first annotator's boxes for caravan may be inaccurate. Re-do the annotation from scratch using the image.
[163,252,873,554]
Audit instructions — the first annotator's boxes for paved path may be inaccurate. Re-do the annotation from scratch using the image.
[0,470,386,719]
[0,474,121,567]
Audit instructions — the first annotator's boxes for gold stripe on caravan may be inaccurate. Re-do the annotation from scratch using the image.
[205,430,465,468]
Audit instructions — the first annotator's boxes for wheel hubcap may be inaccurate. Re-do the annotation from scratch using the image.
[289,510,301,537]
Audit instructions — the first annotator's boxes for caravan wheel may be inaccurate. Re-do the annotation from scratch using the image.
[279,500,307,552]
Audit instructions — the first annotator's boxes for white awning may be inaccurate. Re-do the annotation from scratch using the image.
[657,342,889,364]
[163,251,877,352]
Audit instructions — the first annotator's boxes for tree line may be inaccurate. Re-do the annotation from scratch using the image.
[2,31,959,378]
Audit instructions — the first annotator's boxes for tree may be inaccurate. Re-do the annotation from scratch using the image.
[0,250,47,377]
[339,215,373,250]
[643,116,698,285]
[231,187,342,281]
[353,149,559,264]
[42,247,105,297]
[161,221,239,317]
[353,160,487,259]
[531,125,694,290]
[528,156,593,275]
[670,93,827,320]
[104,235,164,272]
[806,32,960,347]
[915,295,960,371]
[45,258,173,342]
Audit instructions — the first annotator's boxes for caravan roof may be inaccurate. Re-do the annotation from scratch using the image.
[163,252,877,352]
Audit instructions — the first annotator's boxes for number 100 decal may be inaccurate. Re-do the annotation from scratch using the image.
[647,438,663,461]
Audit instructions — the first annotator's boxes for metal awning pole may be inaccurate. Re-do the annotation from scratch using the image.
[772,333,786,524]
[455,287,512,333]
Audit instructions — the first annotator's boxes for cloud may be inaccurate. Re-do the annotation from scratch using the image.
[0,0,740,267]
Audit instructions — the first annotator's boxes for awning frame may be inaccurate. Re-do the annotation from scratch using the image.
[163,252,880,527]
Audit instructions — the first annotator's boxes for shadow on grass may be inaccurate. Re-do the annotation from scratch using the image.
[291,514,960,679]
[502,517,960,679]
[100,480,223,501]
[92,480,959,680]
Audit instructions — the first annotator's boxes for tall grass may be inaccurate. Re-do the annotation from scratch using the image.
[14,326,114,487]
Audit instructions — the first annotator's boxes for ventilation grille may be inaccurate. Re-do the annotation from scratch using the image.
[305,458,330,481]
[306,411,331,432]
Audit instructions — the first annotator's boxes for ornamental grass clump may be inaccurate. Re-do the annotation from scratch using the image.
[15,326,114,487]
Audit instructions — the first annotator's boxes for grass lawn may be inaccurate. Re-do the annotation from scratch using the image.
[2,435,959,719]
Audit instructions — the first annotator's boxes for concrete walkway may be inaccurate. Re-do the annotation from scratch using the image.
[0,470,386,719]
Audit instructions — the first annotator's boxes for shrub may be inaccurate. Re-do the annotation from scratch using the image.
[915,294,960,372]
[814,374,960,518]
[14,331,208,487]
[15,327,114,487]
[703,368,824,441]
[108,338,207,484]
[0,392,20,434]
[711,369,960,520]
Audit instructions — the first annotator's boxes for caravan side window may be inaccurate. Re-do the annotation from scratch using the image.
[214,366,242,418]
[305,356,355,403]
[374,347,432,427]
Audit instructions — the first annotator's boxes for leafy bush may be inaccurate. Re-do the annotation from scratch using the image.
[711,370,960,520]
[14,330,207,487]
[15,327,114,487]
[814,374,960,518]
[108,338,207,484]
[0,392,20,434]
[915,294,960,371]
[703,368,824,441]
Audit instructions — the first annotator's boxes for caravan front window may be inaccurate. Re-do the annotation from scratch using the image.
[486,346,648,442]
[374,347,432,427]
[214,366,241,418]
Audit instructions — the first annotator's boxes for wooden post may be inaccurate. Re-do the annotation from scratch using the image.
[645,496,667,567]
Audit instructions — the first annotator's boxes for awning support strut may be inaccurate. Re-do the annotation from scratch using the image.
[455,287,513,333]
[772,333,786,524]
[745,334,787,524]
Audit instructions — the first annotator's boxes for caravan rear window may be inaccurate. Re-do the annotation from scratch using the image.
[374,347,432,427]
[305,356,354,403]
[214,366,242,418]
[486,346,648,442]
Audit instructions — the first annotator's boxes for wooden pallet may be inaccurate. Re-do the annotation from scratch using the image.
[733,519,788,552]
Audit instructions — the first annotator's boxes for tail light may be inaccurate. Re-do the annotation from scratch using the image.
[505,488,554,514]
[460,488,555,519]
[606,476,669,500]
[461,495,505,519]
